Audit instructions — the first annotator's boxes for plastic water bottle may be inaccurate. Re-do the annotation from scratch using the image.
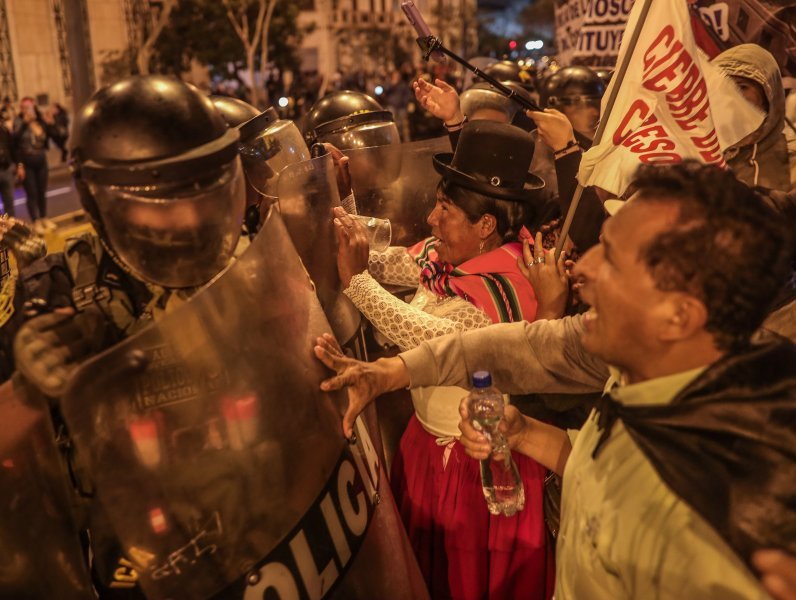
[467,371,525,517]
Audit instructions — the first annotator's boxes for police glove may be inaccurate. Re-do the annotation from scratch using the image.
[0,216,47,269]
[14,308,109,398]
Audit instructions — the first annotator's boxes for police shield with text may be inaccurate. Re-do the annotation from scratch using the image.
[1,75,427,599]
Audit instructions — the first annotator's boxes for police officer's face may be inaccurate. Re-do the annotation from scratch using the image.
[560,101,600,139]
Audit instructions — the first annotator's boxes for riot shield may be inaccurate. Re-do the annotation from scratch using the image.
[276,153,361,347]
[343,136,450,247]
[0,379,93,599]
[60,206,428,600]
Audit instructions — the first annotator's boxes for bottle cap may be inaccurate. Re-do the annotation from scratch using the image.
[472,370,492,388]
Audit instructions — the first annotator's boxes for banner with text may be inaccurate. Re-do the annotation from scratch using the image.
[577,0,765,196]
[693,0,796,78]
[555,0,635,67]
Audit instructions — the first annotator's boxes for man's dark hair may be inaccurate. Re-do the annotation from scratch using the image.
[437,179,536,243]
[632,160,791,352]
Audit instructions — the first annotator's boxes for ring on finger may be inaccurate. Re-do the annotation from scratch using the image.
[534,256,545,264]
[526,261,535,269]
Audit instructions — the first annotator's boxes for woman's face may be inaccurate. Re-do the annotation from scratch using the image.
[426,192,484,265]
[20,100,36,122]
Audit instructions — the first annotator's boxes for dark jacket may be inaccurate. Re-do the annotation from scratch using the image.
[0,122,19,168]
[713,44,796,192]
[595,335,796,568]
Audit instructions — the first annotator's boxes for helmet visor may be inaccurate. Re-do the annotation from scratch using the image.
[239,120,310,199]
[91,159,246,288]
[319,120,399,151]
[548,95,602,109]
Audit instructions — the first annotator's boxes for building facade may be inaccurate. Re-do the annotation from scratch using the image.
[0,0,477,110]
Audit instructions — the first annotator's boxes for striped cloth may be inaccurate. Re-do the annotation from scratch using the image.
[409,229,538,324]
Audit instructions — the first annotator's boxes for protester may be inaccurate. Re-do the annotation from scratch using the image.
[315,161,795,599]
[49,102,70,163]
[13,97,55,232]
[414,77,605,251]
[333,119,560,599]
[712,44,796,191]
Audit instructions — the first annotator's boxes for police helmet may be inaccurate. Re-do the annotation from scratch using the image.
[71,76,246,289]
[460,81,533,123]
[210,95,260,128]
[539,66,605,109]
[305,90,401,190]
[304,90,399,149]
[212,96,309,200]
[484,60,535,92]
[592,68,614,88]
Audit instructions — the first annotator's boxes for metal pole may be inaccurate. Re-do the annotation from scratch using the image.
[554,0,655,259]
[417,36,542,113]
[62,0,93,110]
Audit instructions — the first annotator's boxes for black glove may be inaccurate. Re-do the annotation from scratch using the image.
[0,216,47,269]
[13,309,109,397]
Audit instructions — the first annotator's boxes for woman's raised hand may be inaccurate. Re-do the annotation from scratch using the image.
[333,206,370,288]
[314,333,409,439]
[519,231,569,320]
[526,108,576,153]
[413,78,464,125]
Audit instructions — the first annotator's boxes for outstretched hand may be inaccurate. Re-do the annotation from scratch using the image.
[518,231,569,320]
[413,78,464,125]
[754,550,796,600]
[332,206,369,289]
[314,333,409,439]
[526,109,576,153]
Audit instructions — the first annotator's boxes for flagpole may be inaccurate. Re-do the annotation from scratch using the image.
[555,0,656,260]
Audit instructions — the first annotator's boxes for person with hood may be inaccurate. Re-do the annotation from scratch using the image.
[712,44,796,192]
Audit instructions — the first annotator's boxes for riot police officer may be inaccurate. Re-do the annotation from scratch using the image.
[538,65,606,141]
[6,75,246,597]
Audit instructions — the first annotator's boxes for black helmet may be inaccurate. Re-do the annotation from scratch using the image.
[210,95,260,129]
[305,90,401,190]
[539,66,605,109]
[592,68,614,88]
[484,60,535,92]
[460,80,532,123]
[303,90,399,148]
[71,76,245,289]
[212,97,309,201]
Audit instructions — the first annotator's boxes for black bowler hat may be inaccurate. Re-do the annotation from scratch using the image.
[433,120,545,203]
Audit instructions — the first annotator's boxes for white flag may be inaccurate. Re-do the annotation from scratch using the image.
[577,0,764,196]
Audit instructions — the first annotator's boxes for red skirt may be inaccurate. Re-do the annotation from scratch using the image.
[390,415,555,600]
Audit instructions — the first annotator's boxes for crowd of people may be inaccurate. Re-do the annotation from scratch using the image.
[0,30,794,600]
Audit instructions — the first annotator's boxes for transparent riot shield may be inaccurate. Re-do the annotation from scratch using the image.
[60,206,428,600]
[276,153,361,347]
[343,136,450,247]
[0,379,93,599]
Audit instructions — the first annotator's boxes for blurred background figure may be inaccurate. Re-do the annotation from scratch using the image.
[14,97,55,232]
[49,103,70,163]
[382,69,413,142]
[0,108,18,217]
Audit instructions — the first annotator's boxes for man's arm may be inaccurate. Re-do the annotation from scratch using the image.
[314,315,608,439]
[400,314,609,395]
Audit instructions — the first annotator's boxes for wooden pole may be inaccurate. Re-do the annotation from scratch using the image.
[554,0,655,259]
